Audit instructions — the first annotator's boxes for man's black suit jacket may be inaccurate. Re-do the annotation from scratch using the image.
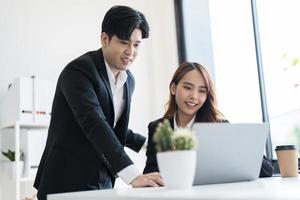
[143,117,273,177]
[34,49,146,200]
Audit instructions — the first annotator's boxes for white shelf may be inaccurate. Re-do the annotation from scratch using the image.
[1,121,48,200]
[20,177,35,182]
[1,122,49,130]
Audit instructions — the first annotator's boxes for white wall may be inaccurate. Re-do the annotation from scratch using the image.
[0,0,178,199]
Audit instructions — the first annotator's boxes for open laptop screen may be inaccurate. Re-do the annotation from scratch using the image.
[192,123,269,185]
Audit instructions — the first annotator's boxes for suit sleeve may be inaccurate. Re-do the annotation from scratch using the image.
[143,122,159,174]
[60,67,133,175]
[125,130,146,152]
[259,155,274,177]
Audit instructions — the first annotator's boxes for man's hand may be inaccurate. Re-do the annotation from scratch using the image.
[130,172,164,187]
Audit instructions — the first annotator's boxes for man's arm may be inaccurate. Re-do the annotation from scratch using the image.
[125,130,146,152]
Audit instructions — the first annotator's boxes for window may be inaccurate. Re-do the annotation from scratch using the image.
[256,0,300,157]
[181,0,262,123]
[179,0,300,159]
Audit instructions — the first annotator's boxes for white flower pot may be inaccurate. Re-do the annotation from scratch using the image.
[1,161,24,179]
[157,150,196,188]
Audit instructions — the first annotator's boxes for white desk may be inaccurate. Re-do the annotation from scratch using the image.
[48,177,300,200]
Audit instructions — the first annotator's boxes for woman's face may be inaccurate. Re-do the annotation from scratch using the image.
[171,69,208,121]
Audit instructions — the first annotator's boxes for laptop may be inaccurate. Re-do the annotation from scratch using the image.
[192,123,269,185]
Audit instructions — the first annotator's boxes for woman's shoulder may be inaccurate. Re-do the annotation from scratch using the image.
[149,117,166,126]
[148,117,172,129]
[220,119,229,123]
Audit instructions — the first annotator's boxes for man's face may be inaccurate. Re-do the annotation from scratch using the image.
[101,28,142,75]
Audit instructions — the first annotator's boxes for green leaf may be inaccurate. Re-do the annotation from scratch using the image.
[1,149,24,161]
[292,58,299,66]
[153,119,174,152]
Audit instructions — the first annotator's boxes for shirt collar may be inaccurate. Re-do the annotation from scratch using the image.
[104,59,128,89]
[173,113,196,131]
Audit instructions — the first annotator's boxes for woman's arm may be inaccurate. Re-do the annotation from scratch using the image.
[259,155,274,177]
[143,121,160,174]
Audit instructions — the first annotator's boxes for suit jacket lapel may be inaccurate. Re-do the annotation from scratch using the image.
[92,48,115,126]
[123,82,130,124]
[93,49,131,137]
[115,82,130,126]
[113,82,130,143]
[95,48,114,101]
[169,118,175,130]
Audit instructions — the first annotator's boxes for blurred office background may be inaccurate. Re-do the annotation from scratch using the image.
[0,0,299,199]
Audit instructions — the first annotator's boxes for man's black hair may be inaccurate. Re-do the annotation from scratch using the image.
[102,5,149,40]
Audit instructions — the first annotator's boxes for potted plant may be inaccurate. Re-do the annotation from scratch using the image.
[1,149,24,178]
[153,119,197,188]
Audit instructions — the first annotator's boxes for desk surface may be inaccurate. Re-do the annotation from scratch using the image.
[48,177,300,200]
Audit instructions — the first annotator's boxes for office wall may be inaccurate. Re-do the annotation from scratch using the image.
[0,0,178,199]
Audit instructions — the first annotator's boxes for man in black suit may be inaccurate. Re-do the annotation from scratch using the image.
[34,5,163,200]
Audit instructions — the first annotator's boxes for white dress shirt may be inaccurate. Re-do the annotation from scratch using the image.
[105,61,127,127]
[104,61,140,185]
[173,113,195,131]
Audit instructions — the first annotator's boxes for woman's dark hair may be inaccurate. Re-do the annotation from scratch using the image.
[164,62,225,122]
[102,5,149,40]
